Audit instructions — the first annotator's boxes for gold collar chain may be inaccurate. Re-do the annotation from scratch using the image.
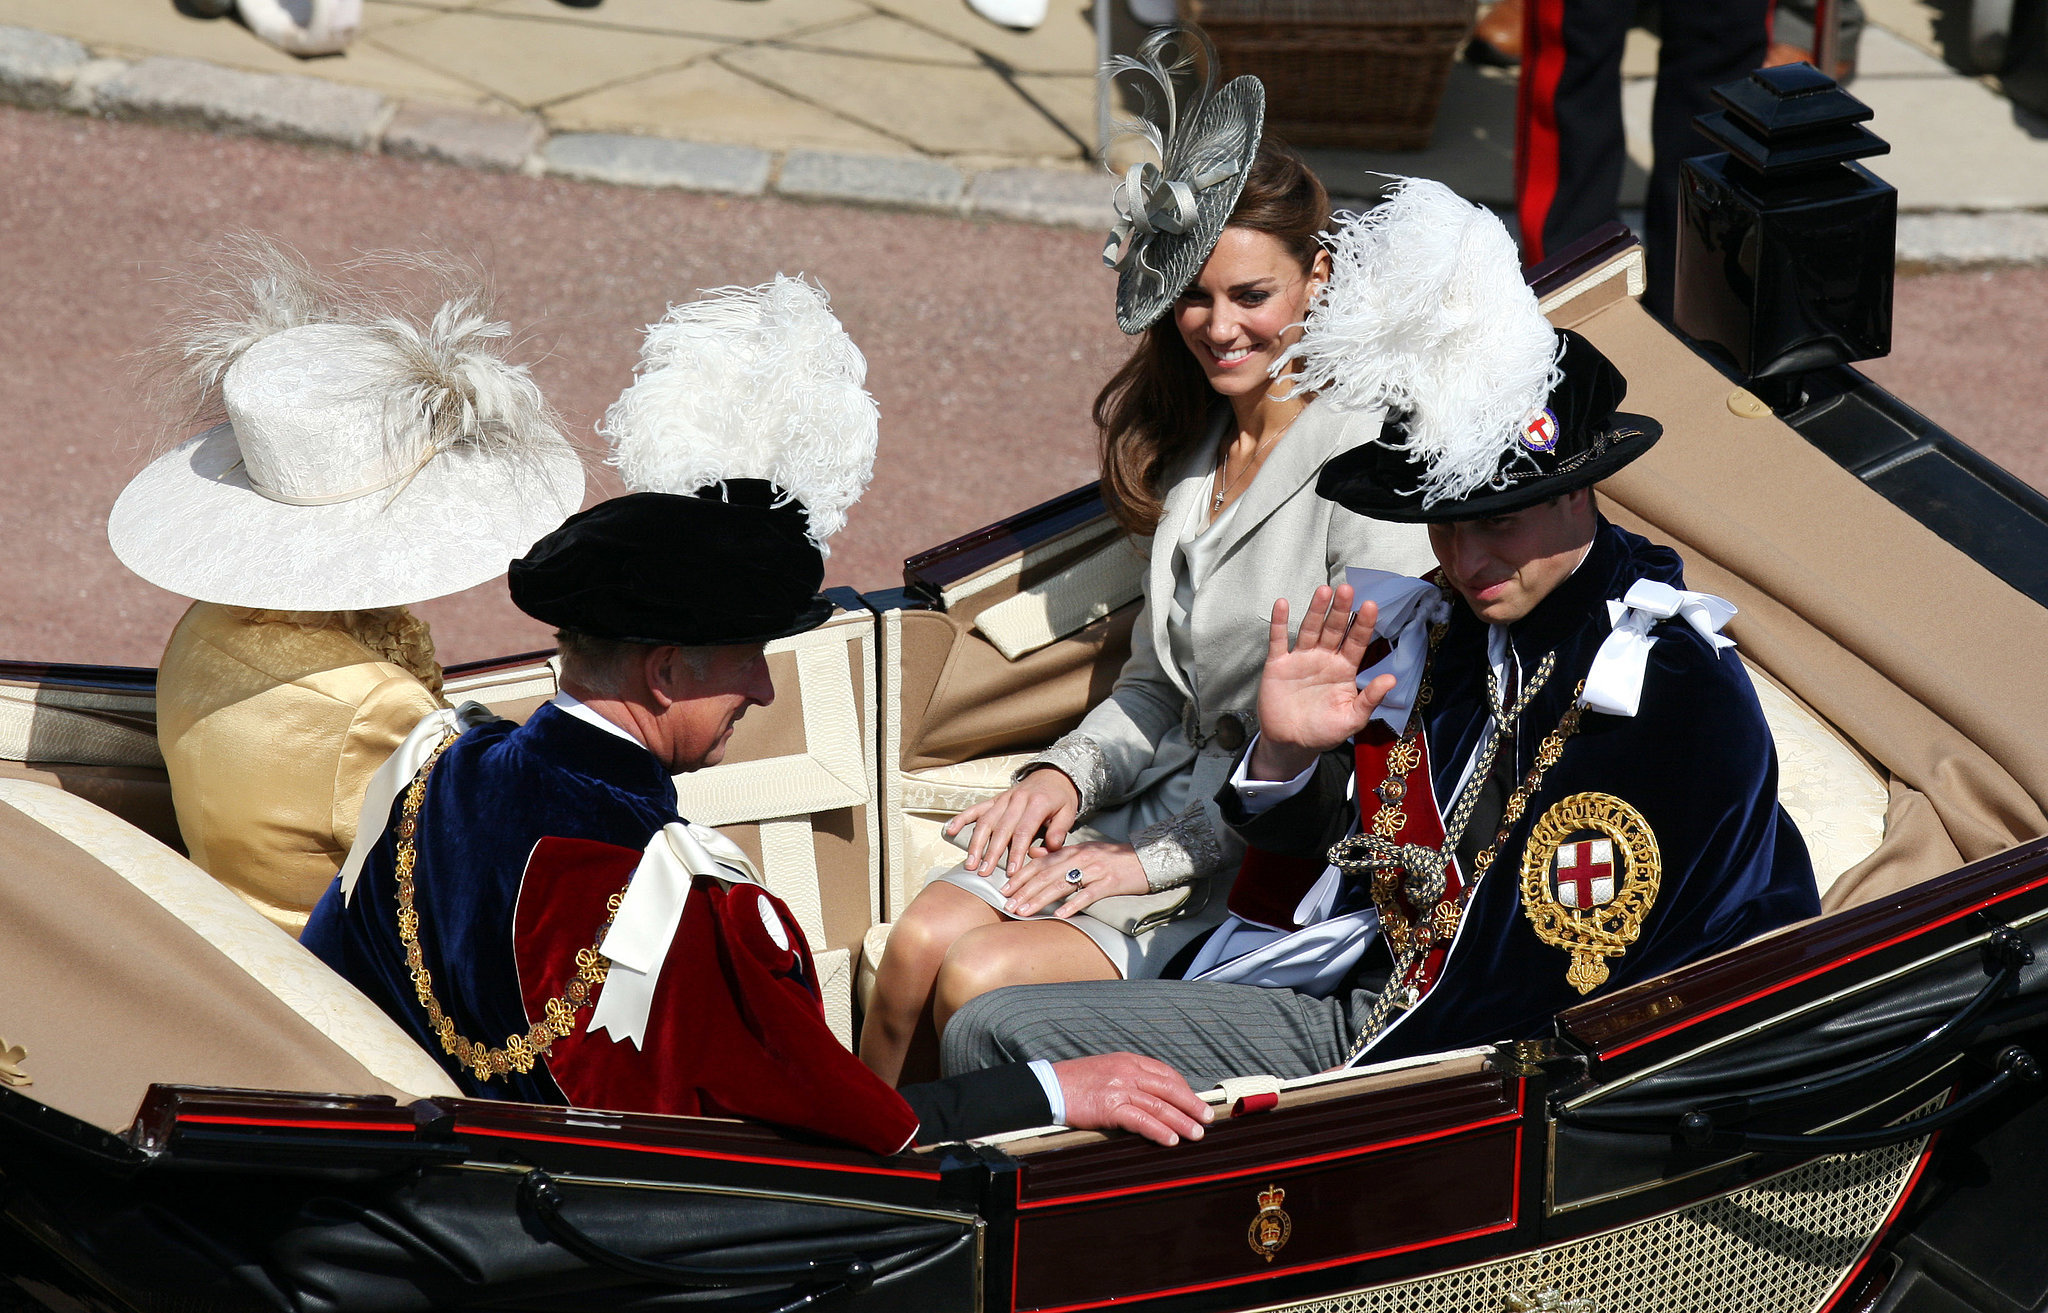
[1333,642,1592,1059]
[394,731,626,1082]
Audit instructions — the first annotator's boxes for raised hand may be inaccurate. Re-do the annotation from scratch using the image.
[945,766,1081,882]
[1249,584,1397,782]
[1051,1053,1213,1146]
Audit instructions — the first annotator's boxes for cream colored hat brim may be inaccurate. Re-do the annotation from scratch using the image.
[108,423,587,611]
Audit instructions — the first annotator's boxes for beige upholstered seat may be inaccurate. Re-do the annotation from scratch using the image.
[1746,663,1888,899]
[0,777,458,1131]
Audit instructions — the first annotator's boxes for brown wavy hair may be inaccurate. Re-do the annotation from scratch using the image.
[1093,136,1331,537]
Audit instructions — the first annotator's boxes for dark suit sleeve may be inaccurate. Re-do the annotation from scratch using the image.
[901,1063,1052,1145]
[1214,744,1357,860]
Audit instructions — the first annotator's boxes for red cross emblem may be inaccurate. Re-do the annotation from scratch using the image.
[1552,839,1615,910]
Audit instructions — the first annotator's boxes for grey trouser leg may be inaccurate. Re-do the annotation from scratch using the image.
[941,979,1373,1088]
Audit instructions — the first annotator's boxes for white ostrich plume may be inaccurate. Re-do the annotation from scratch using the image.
[601,276,879,553]
[1277,177,1563,507]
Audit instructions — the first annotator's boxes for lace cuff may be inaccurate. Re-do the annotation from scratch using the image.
[1131,802,1225,894]
[1017,735,1112,817]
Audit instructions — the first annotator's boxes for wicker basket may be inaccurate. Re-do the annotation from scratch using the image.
[1182,0,1478,151]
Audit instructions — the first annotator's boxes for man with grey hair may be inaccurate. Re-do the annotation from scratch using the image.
[306,489,1213,1153]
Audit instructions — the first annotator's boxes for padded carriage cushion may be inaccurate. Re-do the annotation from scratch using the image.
[1744,662,1887,898]
[0,779,458,1131]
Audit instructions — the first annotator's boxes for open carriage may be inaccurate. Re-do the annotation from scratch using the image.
[7,150,2048,1313]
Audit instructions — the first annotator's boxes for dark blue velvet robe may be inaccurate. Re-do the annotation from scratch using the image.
[1370,518,1821,1060]
[1226,519,1822,1062]
[302,703,1053,1141]
[302,703,680,1103]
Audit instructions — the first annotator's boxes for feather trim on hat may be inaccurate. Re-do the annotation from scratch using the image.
[155,237,568,474]
[366,296,563,469]
[155,234,342,432]
[600,275,879,553]
[1099,26,1253,293]
[1276,177,1564,507]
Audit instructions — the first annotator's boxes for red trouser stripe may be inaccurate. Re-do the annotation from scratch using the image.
[1515,0,1570,266]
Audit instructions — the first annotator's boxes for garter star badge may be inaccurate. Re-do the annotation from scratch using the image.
[1521,407,1560,453]
[1519,792,1661,994]
[1247,1185,1292,1262]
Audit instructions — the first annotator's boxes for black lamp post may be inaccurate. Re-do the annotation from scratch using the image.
[1673,62,1896,399]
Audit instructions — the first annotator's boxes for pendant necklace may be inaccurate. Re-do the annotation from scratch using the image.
[1212,427,1281,513]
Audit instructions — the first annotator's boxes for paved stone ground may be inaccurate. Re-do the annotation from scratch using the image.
[0,0,2042,246]
[0,106,2042,672]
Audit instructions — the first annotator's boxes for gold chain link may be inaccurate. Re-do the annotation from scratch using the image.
[395,732,626,1082]
[1341,679,1590,1059]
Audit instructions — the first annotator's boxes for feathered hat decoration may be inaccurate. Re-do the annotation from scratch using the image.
[108,237,584,612]
[600,275,878,553]
[1287,178,1661,523]
[510,276,877,648]
[1100,25,1265,335]
[1278,178,1563,506]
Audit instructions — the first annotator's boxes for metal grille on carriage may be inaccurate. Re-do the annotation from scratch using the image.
[1237,1115,1932,1313]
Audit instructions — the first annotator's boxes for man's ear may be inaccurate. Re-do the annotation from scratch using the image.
[640,645,683,709]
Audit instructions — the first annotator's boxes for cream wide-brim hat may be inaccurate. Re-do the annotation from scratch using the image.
[108,321,586,613]
[109,426,585,612]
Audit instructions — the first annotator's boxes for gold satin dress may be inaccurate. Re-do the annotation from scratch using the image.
[156,603,442,937]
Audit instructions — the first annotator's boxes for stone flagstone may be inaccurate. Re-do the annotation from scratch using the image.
[98,56,391,150]
[544,132,772,194]
[0,24,86,108]
[363,8,716,110]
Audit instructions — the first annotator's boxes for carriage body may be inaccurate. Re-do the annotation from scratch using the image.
[3,230,2047,1313]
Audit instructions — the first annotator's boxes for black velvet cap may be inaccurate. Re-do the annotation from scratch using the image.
[1316,329,1662,523]
[509,483,832,647]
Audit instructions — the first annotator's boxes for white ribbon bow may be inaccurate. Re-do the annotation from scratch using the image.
[1580,579,1738,718]
[1345,568,1454,735]
[1102,159,1240,278]
[587,821,763,1049]
[339,705,464,904]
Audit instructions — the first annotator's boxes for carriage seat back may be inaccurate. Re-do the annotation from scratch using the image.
[0,778,457,1133]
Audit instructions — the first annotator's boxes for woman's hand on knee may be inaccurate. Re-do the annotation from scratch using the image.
[946,768,1081,879]
[1003,841,1146,919]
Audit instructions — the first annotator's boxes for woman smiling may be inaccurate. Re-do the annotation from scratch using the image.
[859,31,1434,1086]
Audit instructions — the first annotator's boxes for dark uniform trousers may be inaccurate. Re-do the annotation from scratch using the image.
[1515,0,1770,317]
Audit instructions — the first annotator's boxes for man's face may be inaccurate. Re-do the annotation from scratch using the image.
[653,644,774,773]
[1427,491,1596,625]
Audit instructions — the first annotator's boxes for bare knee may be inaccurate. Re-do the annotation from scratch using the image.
[934,922,1107,1026]
[879,884,999,984]
[935,924,1031,1014]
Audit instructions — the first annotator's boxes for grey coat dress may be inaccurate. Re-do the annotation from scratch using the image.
[934,399,1436,977]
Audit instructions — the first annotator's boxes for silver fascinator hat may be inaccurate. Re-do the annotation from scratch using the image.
[1101,25,1266,335]
[108,242,585,612]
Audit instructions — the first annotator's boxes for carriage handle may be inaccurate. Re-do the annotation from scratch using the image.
[1686,1046,2041,1155]
[518,1168,898,1308]
[1561,925,2035,1128]
[1560,1046,2039,1156]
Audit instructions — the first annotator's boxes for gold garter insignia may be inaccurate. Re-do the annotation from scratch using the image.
[1519,792,1661,994]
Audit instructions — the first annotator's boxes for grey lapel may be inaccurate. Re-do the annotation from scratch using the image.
[1208,398,1355,570]
[1146,414,1230,703]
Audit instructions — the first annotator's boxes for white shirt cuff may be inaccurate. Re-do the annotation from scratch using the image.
[1227,733,1318,816]
[1028,1059,1066,1124]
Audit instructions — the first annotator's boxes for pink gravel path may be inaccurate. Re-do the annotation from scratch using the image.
[2,106,2043,669]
